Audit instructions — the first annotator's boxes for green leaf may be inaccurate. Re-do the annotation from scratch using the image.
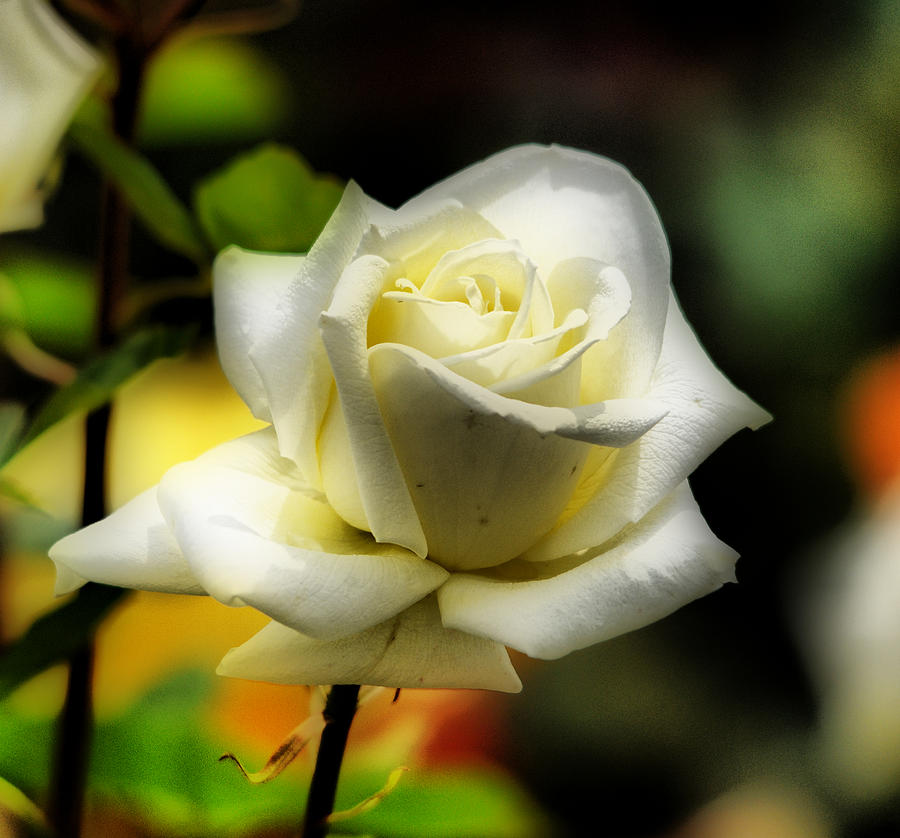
[2,325,196,468]
[0,476,43,508]
[139,37,290,147]
[0,273,27,333]
[89,670,307,835]
[1,665,551,837]
[67,117,208,264]
[338,768,550,838]
[0,774,50,835]
[194,144,343,253]
[0,585,127,702]
[0,253,95,355]
[328,766,408,824]
[0,402,26,465]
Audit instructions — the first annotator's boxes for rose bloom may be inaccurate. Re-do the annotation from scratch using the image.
[51,145,769,692]
[0,0,102,231]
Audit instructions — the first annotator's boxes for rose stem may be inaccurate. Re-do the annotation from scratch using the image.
[301,684,362,838]
[47,26,146,838]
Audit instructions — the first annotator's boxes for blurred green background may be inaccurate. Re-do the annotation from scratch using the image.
[1,0,899,835]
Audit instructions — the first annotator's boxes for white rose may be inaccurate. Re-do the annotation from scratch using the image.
[50,145,769,692]
[0,0,102,232]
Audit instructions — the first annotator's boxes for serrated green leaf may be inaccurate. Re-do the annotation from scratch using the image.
[0,585,127,702]
[194,143,343,253]
[9,325,196,464]
[68,117,208,264]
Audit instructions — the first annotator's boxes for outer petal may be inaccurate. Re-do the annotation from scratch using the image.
[212,247,305,422]
[217,595,522,692]
[438,482,736,659]
[246,181,385,484]
[156,428,446,639]
[368,342,667,570]
[408,144,671,396]
[319,255,428,556]
[523,292,772,562]
[0,0,102,230]
[48,487,203,596]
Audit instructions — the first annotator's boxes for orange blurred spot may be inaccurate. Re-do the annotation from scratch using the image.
[348,688,509,769]
[843,345,900,497]
[211,677,313,755]
[399,690,508,768]
[211,680,512,773]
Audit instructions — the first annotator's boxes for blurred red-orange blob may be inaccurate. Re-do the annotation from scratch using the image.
[842,345,900,498]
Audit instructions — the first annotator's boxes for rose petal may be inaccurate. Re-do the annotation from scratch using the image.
[156,428,446,638]
[48,487,203,596]
[368,343,667,570]
[245,181,385,484]
[442,308,587,400]
[319,254,428,556]
[372,343,668,446]
[523,292,772,562]
[217,596,522,692]
[212,247,305,422]
[437,482,737,659]
[421,238,553,338]
[370,290,516,359]
[0,0,102,231]
[363,199,501,285]
[317,389,368,531]
[490,258,633,407]
[406,144,670,395]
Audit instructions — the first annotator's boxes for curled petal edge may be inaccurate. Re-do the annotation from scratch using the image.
[48,487,204,596]
[370,342,669,448]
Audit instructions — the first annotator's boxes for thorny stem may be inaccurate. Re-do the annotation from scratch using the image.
[301,685,362,838]
[47,29,146,838]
